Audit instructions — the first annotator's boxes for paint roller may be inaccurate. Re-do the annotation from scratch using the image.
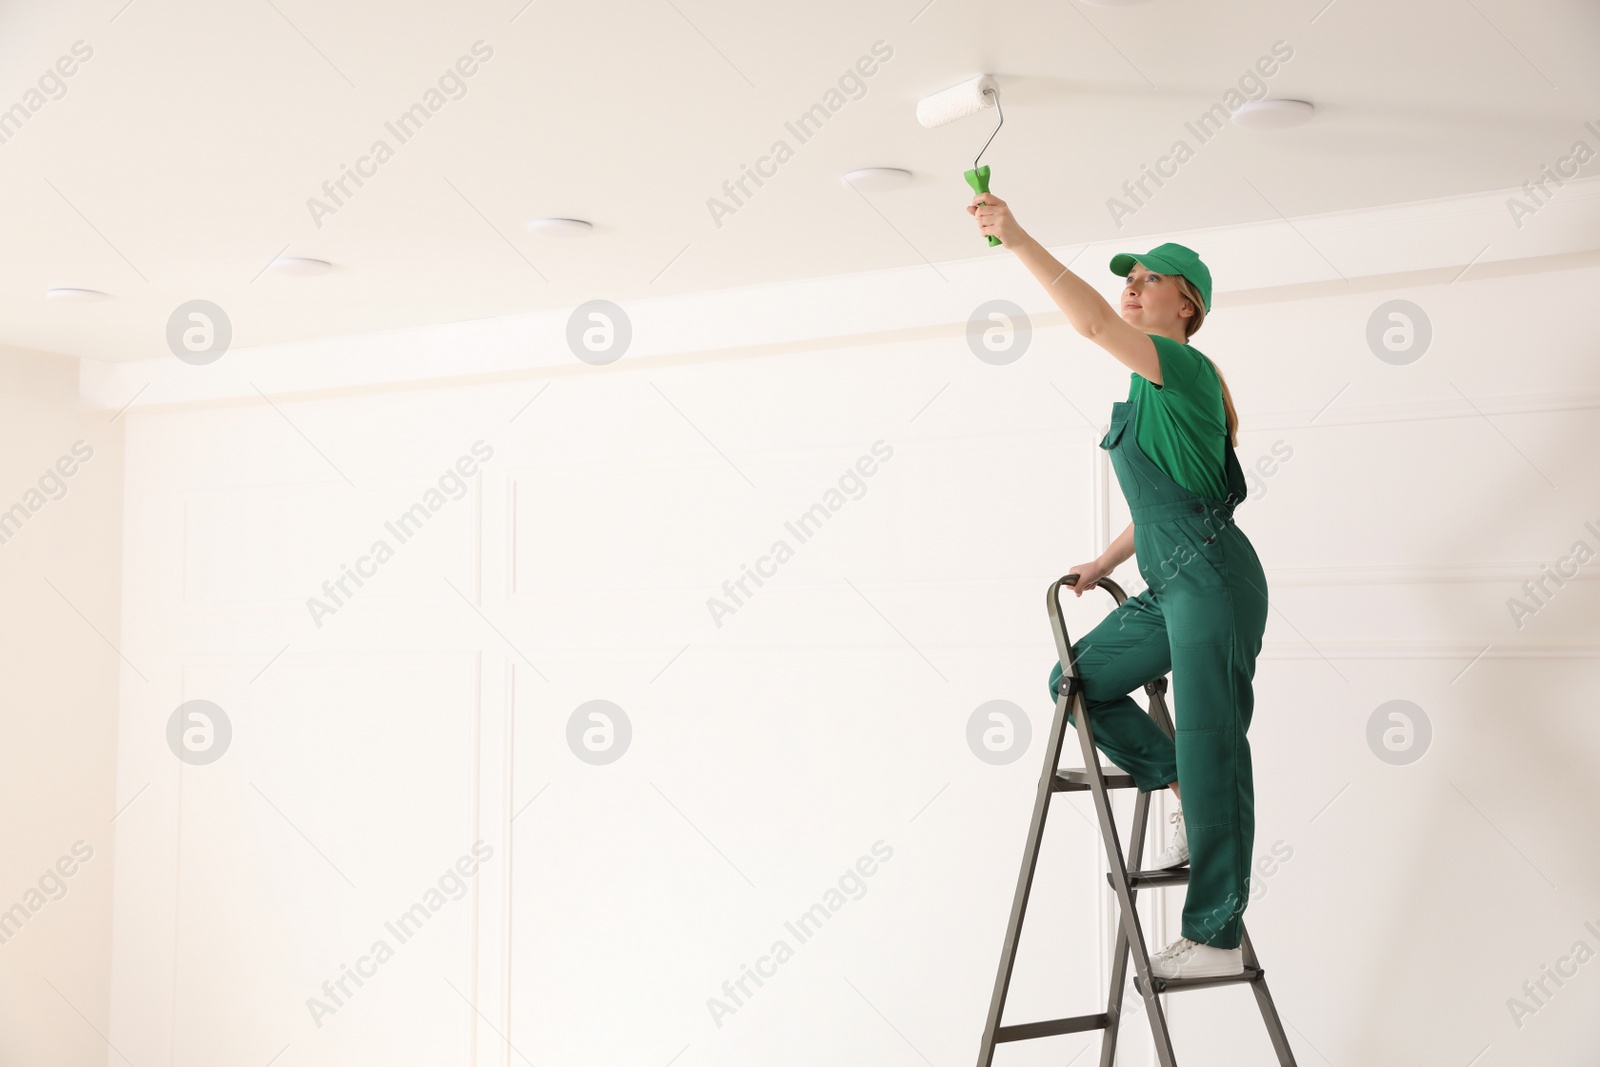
[917,75,1004,245]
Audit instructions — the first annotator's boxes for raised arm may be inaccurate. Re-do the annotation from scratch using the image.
[969,193,1162,385]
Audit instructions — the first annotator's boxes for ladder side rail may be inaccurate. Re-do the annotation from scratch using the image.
[1103,678,1173,1063]
[1097,783,1154,1067]
[1052,575,1179,1067]
[1239,927,1298,1064]
[973,575,1100,1067]
[1076,681,1181,1067]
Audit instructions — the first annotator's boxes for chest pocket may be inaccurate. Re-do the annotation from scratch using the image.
[1099,405,1131,451]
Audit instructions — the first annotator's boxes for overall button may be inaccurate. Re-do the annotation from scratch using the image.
[1192,504,1203,512]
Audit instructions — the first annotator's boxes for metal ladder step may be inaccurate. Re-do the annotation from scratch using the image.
[1135,967,1267,996]
[1053,766,1138,791]
[1108,867,1190,890]
[994,1013,1110,1042]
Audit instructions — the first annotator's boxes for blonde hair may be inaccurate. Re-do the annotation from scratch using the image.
[1173,275,1238,448]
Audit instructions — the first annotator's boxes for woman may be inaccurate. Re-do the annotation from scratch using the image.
[969,194,1270,982]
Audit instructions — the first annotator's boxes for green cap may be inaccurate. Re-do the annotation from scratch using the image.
[1109,242,1212,313]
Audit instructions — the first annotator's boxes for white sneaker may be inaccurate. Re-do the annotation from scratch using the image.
[1149,808,1188,870]
[1148,936,1243,980]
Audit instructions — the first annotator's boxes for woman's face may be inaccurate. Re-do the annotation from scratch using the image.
[1119,264,1194,335]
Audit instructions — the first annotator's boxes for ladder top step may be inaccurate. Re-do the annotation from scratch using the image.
[1054,766,1137,791]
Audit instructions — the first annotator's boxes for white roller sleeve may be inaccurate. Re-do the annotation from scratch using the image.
[915,74,998,128]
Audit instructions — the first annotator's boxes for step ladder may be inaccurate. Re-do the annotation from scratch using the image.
[975,573,1297,1067]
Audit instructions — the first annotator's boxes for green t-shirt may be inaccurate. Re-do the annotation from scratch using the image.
[1127,333,1228,501]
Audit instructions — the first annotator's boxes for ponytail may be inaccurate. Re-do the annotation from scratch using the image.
[1174,275,1238,448]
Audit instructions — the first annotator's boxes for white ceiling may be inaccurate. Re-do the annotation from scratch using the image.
[1,0,1595,363]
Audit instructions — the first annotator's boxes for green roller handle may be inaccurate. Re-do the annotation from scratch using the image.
[965,164,1001,246]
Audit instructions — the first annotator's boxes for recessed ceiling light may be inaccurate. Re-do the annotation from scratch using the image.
[526,218,593,237]
[44,287,110,301]
[1232,99,1316,131]
[841,167,914,192]
[270,256,335,276]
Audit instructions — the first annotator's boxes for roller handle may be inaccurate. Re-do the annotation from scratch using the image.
[965,165,1001,247]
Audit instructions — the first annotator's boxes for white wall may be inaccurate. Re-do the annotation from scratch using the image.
[97,223,1600,1067]
[0,346,123,1066]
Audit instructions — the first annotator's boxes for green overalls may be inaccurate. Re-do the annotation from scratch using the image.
[1047,391,1269,949]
